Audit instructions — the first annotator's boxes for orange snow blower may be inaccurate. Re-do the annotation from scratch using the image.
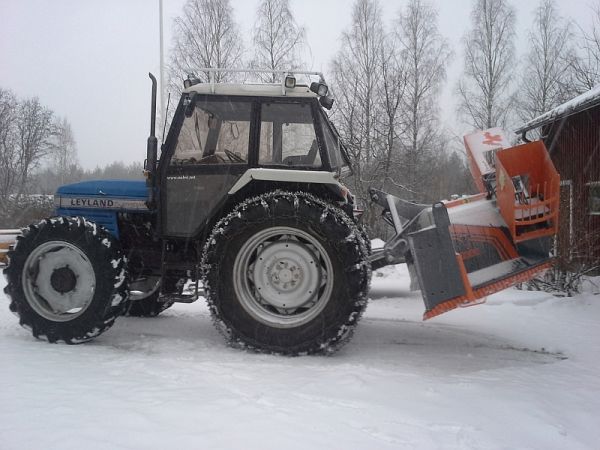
[370,128,560,319]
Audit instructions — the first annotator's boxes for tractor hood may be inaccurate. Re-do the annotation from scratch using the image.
[54,180,149,214]
[56,180,147,199]
[54,180,149,238]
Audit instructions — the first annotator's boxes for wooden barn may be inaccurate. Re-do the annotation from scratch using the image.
[515,86,600,269]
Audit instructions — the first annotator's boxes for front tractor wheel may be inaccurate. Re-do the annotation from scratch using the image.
[3,217,128,343]
[202,191,371,355]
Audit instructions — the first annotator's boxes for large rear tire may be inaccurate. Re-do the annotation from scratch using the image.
[201,191,371,355]
[3,217,128,343]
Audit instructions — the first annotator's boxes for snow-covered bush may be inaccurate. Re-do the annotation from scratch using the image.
[0,195,54,228]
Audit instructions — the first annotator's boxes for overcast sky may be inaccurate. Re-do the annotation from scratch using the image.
[0,0,596,169]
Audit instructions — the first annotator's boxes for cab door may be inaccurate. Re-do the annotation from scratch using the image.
[160,96,256,238]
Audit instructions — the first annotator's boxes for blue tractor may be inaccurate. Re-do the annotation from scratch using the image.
[4,70,371,354]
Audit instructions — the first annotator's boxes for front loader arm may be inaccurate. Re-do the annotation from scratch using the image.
[368,189,431,271]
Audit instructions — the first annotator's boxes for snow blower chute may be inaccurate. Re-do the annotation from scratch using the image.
[370,128,560,319]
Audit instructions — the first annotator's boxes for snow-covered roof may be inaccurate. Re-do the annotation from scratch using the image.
[515,84,600,134]
[183,83,318,98]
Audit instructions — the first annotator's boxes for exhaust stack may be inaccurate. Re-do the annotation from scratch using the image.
[145,72,158,207]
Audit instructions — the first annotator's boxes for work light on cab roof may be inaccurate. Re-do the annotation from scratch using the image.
[284,74,296,88]
[182,68,334,109]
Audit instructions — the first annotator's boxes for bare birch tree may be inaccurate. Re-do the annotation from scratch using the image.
[518,0,573,123]
[252,0,306,82]
[396,0,451,201]
[0,90,55,225]
[330,0,386,230]
[0,88,19,211]
[49,117,79,186]
[169,0,244,85]
[457,0,516,130]
[568,2,600,93]
[15,97,54,199]
[376,35,406,193]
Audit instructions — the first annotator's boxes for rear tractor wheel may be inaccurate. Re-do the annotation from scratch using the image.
[3,217,128,343]
[202,191,371,355]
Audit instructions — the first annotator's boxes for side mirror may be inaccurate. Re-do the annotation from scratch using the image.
[319,96,334,110]
[184,92,197,117]
[310,82,328,97]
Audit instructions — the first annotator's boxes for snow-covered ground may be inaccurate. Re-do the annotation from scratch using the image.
[1,265,599,450]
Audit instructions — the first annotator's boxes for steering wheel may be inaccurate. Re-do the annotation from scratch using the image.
[198,154,227,164]
[224,149,245,163]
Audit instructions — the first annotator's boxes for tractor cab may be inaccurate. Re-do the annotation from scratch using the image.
[145,69,351,239]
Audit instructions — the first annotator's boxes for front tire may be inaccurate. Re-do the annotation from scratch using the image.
[201,191,371,355]
[3,217,128,343]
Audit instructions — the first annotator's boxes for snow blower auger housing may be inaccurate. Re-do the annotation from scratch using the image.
[369,127,559,319]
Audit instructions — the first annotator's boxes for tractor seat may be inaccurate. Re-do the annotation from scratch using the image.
[282,140,319,166]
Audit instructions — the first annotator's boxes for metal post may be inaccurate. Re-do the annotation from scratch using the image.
[159,0,165,126]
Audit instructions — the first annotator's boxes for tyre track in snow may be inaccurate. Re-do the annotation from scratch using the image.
[1,268,598,450]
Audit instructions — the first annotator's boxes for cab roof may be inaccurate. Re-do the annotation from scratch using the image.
[182,83,319,98]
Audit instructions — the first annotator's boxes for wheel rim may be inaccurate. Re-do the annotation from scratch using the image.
[21,241,96,322]
[233,226,334,328]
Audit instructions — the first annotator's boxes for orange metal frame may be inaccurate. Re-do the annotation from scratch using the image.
[495,141,560,243]
[443,193,487,209]
[423,258,552,320]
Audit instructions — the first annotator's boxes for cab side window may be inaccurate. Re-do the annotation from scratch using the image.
[171,100,251,165]
[259,102,321,167]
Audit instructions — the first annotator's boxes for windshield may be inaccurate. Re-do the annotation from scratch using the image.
[319,110,350,171]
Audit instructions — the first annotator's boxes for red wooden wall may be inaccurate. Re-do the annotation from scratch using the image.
[543,105,600,263]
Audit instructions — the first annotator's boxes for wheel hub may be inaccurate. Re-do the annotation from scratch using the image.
[22,241,96,321]
[271,261,300,289]
[50,266,77,294]
[252,240,320,309]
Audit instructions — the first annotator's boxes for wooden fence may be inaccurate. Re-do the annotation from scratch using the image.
[0,229,21,266]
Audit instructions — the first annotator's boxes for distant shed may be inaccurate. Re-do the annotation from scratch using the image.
[515,86,600,266]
